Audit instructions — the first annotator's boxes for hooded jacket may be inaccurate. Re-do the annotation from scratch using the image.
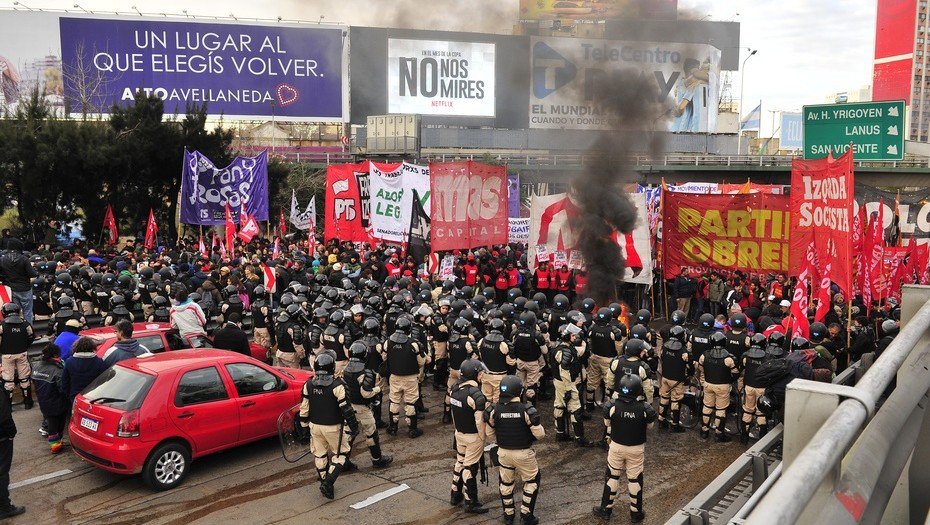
[103,338,152,368]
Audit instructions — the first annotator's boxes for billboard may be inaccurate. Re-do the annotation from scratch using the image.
[387,38,496,117]
[0,12,346,121]
[528,36,721,131]
[872,0,916,104]
[780,112,802,149]
[519,0,677,21]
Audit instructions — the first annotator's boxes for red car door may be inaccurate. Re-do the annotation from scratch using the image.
[222,362,296,442]
[167,366,240,455]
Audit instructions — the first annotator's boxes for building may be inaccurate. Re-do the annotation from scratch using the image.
[872,0,928,140]
[824,85,872,104]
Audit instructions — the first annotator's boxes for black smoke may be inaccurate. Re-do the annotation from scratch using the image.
[568,68,669,305]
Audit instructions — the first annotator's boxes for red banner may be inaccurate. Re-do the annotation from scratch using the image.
[662,192,791,278]
[429,161,508,251]
[324,161,372,243]
[144,209,158,250]
[790,150,855,295]
[103,204,118,245]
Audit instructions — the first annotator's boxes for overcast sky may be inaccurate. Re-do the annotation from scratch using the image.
[6,0,877,136]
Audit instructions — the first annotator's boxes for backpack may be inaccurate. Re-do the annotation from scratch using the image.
[198,292,215,316]
[786,350,815,380]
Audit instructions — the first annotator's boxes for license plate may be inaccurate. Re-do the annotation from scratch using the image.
[80,417,99,432]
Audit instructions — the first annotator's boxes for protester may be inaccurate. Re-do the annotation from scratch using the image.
[61,337,106,406]
[0,238,37,324]
[31,344,68,454]
[102,320,152,367]
[170,289,207,338]
[212,313,251,356]
[0,383,23,519]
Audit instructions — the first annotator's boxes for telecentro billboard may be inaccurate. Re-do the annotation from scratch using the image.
[0,11,348,121]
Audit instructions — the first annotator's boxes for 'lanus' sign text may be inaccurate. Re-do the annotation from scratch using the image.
[802,100,905,161]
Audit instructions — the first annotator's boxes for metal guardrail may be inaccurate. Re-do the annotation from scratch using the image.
[664,362,861,525]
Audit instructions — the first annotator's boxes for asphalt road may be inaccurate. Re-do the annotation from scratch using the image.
[3,384,745,525]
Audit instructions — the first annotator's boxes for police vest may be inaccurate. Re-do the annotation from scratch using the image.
[479,333,509,373]
[450,383,483,434]
[323,327,346,361]
[448,335,471,371]
[494,401,534,450]
[276,321,295,353]
[251,302,268,329]
[152,308,170,323]
[612,357,649,392]
[743,349,767,388]
[690,328,714,359]
[430,314,451,342]
[386,334,419,376]
[703,351,732,385]
[726,331,748,363]
[222,302,244,323]
[661,341,688,382]
[0,320,28,355]
[342,364,373,406]
[589,325,618,358]
[553,344,579,382]
[610,399,649,446]
[512,329,543,362]
[306,379,342,425]
[548,311,567,340]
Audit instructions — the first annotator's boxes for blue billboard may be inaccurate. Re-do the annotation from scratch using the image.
[58,17,344,121]
[780,111,802,149]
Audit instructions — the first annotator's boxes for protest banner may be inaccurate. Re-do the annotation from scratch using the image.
[553,251,568,268]
[324,161,372,243]
[535,245,550,263]
[508,218,530,244]
[790,149,854,294]
[429,161,508,250]
[180,150,269,226]
[439,255,455,281]
[662,192,792,278]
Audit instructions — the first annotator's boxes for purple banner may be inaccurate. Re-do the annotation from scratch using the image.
[59,17,343,120]
[508,172,521,218]
[180,150,269,226]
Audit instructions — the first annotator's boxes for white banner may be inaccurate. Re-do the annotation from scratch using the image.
[388,38,496,117]
[508,218,530,244]
[290,190,316,231]
[529,36,721,132]
[368,162,430,242]
[527,193,653,285]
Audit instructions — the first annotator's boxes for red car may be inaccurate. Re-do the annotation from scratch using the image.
[82,323,269,363]
[69,350,312,490]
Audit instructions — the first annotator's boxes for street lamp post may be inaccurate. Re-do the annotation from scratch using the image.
[737,48,758,155]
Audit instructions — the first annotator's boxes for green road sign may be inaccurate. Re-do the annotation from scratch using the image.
[802,100,905,161]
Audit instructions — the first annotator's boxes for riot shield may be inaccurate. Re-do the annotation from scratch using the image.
[278,402,312,463]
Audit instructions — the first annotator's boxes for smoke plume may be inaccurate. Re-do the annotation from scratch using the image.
[568,52,670,305]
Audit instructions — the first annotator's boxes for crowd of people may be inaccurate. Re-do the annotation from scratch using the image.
[0,232,904,523]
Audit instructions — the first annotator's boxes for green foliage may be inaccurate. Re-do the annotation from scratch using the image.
[0,90,233,243]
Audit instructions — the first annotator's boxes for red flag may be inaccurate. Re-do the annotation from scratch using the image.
[272,237,280,260]
[144,209,158,250]
[260,262,277,294]
[237,211,261,243]
[240,202,248,226]
[853,204,867,296]
[224,203,235,257]
[211,231,218,251]
[198,235,208,258]
[279,208,287,237]
[867,200,886,301]
[789,245,814,339]
[103,205,118,245]
[814,260,832,323]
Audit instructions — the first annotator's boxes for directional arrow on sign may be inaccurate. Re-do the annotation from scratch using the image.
[888,145,899,155]
[887,125,899,136]
[889,106,900,117]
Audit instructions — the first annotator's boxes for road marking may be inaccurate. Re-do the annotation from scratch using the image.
[10,469,72,489]
[350,483,410,509]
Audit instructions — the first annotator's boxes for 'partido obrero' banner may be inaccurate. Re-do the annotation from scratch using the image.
[662,192,792,278]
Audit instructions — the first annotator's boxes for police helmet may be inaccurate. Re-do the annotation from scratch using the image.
[699,313,715,329]
[55,273,72,287]
[730,313,748,330]
[314,353,336,376]
[757,395,775,417]
[140,267,154,280]
[669,325,687,342]
[507,288,522,301]
[768,331,786,346]
[460,359,486,382]
[567,310,585,326]
[525,301,540,314]
[451,299,468,315]
[325,288,339,302]
[153,295,169,308]
[553,294,569,311]
[617,374,644,402]
[453,317,472,334]
[472,295,487,310]
[117,274,133,290]
[595,307,611,324]
[581,298,596,314]
[560,323,581,342]
[532,292,547,308]
[671,310,686,326]
[109,294,127,312]
[636,309,651,325]
[519,311,537,327]
[1,303,20,317]
[489,318,506,332]
[513,296,528,312]
[102,273,116,287]
[279,294,295,308]
[363,317,380,335]
[791,337,810,351]
[253,285,266,297]
[630,324,648,340]
[710,331,727,348]
[608,303,621,317]
[750,333,767,347]
[418,290,432,304]
[500,303,515,320]
[330,309,346,327]
[395,316,413,334]
[367,296,383,310]
[624,338,648,357]
[460,286,473,299]
[808,322,827,342]
[348,341,368,360]
[57,295,75,310]
[286,304,302,317]
[486,308,503,320]
[442,280,455,293]
[499,375,524,399]
[481,287,496,302]
[313,307,329,322]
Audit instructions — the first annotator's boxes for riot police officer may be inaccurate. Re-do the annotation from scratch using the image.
[592,374,656,523]
[385,317,425,438]
[766,332,787,359]
[430,299,453,391]
[0,303,35,409]
[103,295,133,326]
[251,285,275,353]
[275,304,306,369]
[148,296,171,323]
[51,296,86,336]
[546,294,570,348]
[659,309,688,343]
[606,339,654,404]
[445,317,478,423]
[477,318,514,404]
[296,354,360,500]
[220,285,244,324]
[726,313,751,365]
[359,317,387,428]
[741,333,768,443]
[342,342,393,468]
[697,332,739,441]
[485,376,544,525]
[690,313,716,363]
[449,359,489,514]
[587,307,623,415]
[511,311,547,407]
[658,325,691,433]
[322,310,350,375]
[551,324,588,446]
